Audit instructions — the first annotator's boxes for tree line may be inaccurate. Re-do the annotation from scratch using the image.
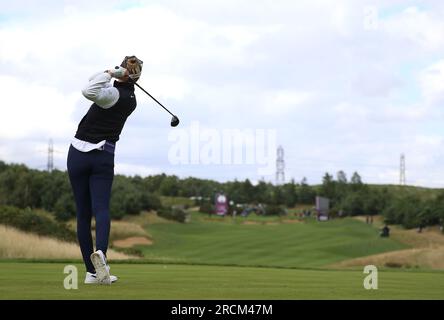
[0,160,317,221]
[0,160,443,229]
[319,170,444,230]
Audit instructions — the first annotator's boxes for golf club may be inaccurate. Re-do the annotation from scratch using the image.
[125,72,180,127]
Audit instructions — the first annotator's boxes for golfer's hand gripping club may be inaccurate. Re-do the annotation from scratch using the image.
[109,66,128,78]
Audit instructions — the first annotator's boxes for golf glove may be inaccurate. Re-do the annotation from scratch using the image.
[110,66,128,78]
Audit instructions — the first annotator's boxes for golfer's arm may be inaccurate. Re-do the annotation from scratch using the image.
[81,72,119,109]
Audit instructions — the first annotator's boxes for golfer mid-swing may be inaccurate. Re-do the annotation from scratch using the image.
[67,56,143,285]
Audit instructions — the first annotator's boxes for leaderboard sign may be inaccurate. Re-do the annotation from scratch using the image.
[215,193,228,216]
[315,196,330,221]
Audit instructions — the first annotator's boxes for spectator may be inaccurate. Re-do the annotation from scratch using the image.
[380,225,390,238]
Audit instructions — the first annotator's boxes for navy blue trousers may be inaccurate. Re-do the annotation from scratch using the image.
[67,145,114,273]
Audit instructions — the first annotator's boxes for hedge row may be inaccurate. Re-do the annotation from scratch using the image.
[0,205,76,242]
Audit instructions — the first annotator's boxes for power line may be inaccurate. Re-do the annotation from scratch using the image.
[283,157,398,169]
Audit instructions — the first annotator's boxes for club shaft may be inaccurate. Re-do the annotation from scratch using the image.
[134,83,175,117]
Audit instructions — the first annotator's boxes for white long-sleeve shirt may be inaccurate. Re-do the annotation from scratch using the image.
[81,72,120,108]
[72,71,120,152]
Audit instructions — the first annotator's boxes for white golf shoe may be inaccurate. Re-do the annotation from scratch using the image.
[84,271,118,284]
[90,250,117,285]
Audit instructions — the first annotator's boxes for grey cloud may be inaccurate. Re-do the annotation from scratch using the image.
[1,1,444,187]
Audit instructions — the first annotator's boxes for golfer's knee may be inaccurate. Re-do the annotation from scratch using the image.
[76,214,92,226]
[94,210,110,226]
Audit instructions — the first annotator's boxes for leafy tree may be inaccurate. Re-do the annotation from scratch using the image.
[350,172,364,191]
[320,172,338,206]
[382,194,424,228]
[363,188,389,216]
[340,191,365,216]
[54,193,76,221]
[254,181,273,204]
[159,175,180,196]
[241,179,255,203]
[0,160,7,173]
[265,204,286,216]
[298,177,315,204]
[337,171,347,184]
[278,180,297,207]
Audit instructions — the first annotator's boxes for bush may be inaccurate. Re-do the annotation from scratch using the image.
[265,205,286,216]
[0,205,76,242]
[329,208,339,218]
[141,193,162,211]
[339,192,365,216]
[380,195,436,229]
[53,193,76,221]
[385,262,403,268]
[110,176,163,218]
[158,206,190,223]
[199,202,214,214]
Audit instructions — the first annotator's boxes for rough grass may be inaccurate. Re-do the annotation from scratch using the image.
[0,225,133,260]
[123,211,174,226]
[110,221,151,241]
[332,247,444,269]
[67,217,153,241]
[160,196,194,208]
[391,226,444,248]
[332,220,444,269]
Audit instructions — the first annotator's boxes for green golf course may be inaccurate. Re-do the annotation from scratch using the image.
[1,213,444,299]
[139,213,408,268]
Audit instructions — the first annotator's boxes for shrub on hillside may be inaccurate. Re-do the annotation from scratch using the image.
[110,176,163,219]
[0,205,76,242]
[199,202,214,214]
[339,192,365,216]
[53,193,76,221]
[158,206,190,223]
[381,195,442,229]
[265,205,287,216]
[141,193,162,211]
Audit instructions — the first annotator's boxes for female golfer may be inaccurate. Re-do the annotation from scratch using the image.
[67,56,143,285]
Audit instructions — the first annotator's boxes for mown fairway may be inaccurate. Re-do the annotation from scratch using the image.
[1,215,443,299]
[0,262,443,299]
[140,214,408,268]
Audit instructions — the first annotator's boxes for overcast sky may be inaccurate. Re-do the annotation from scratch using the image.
[1,0,444,187]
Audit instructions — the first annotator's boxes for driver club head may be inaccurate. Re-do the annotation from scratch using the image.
[171,115,180,127]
